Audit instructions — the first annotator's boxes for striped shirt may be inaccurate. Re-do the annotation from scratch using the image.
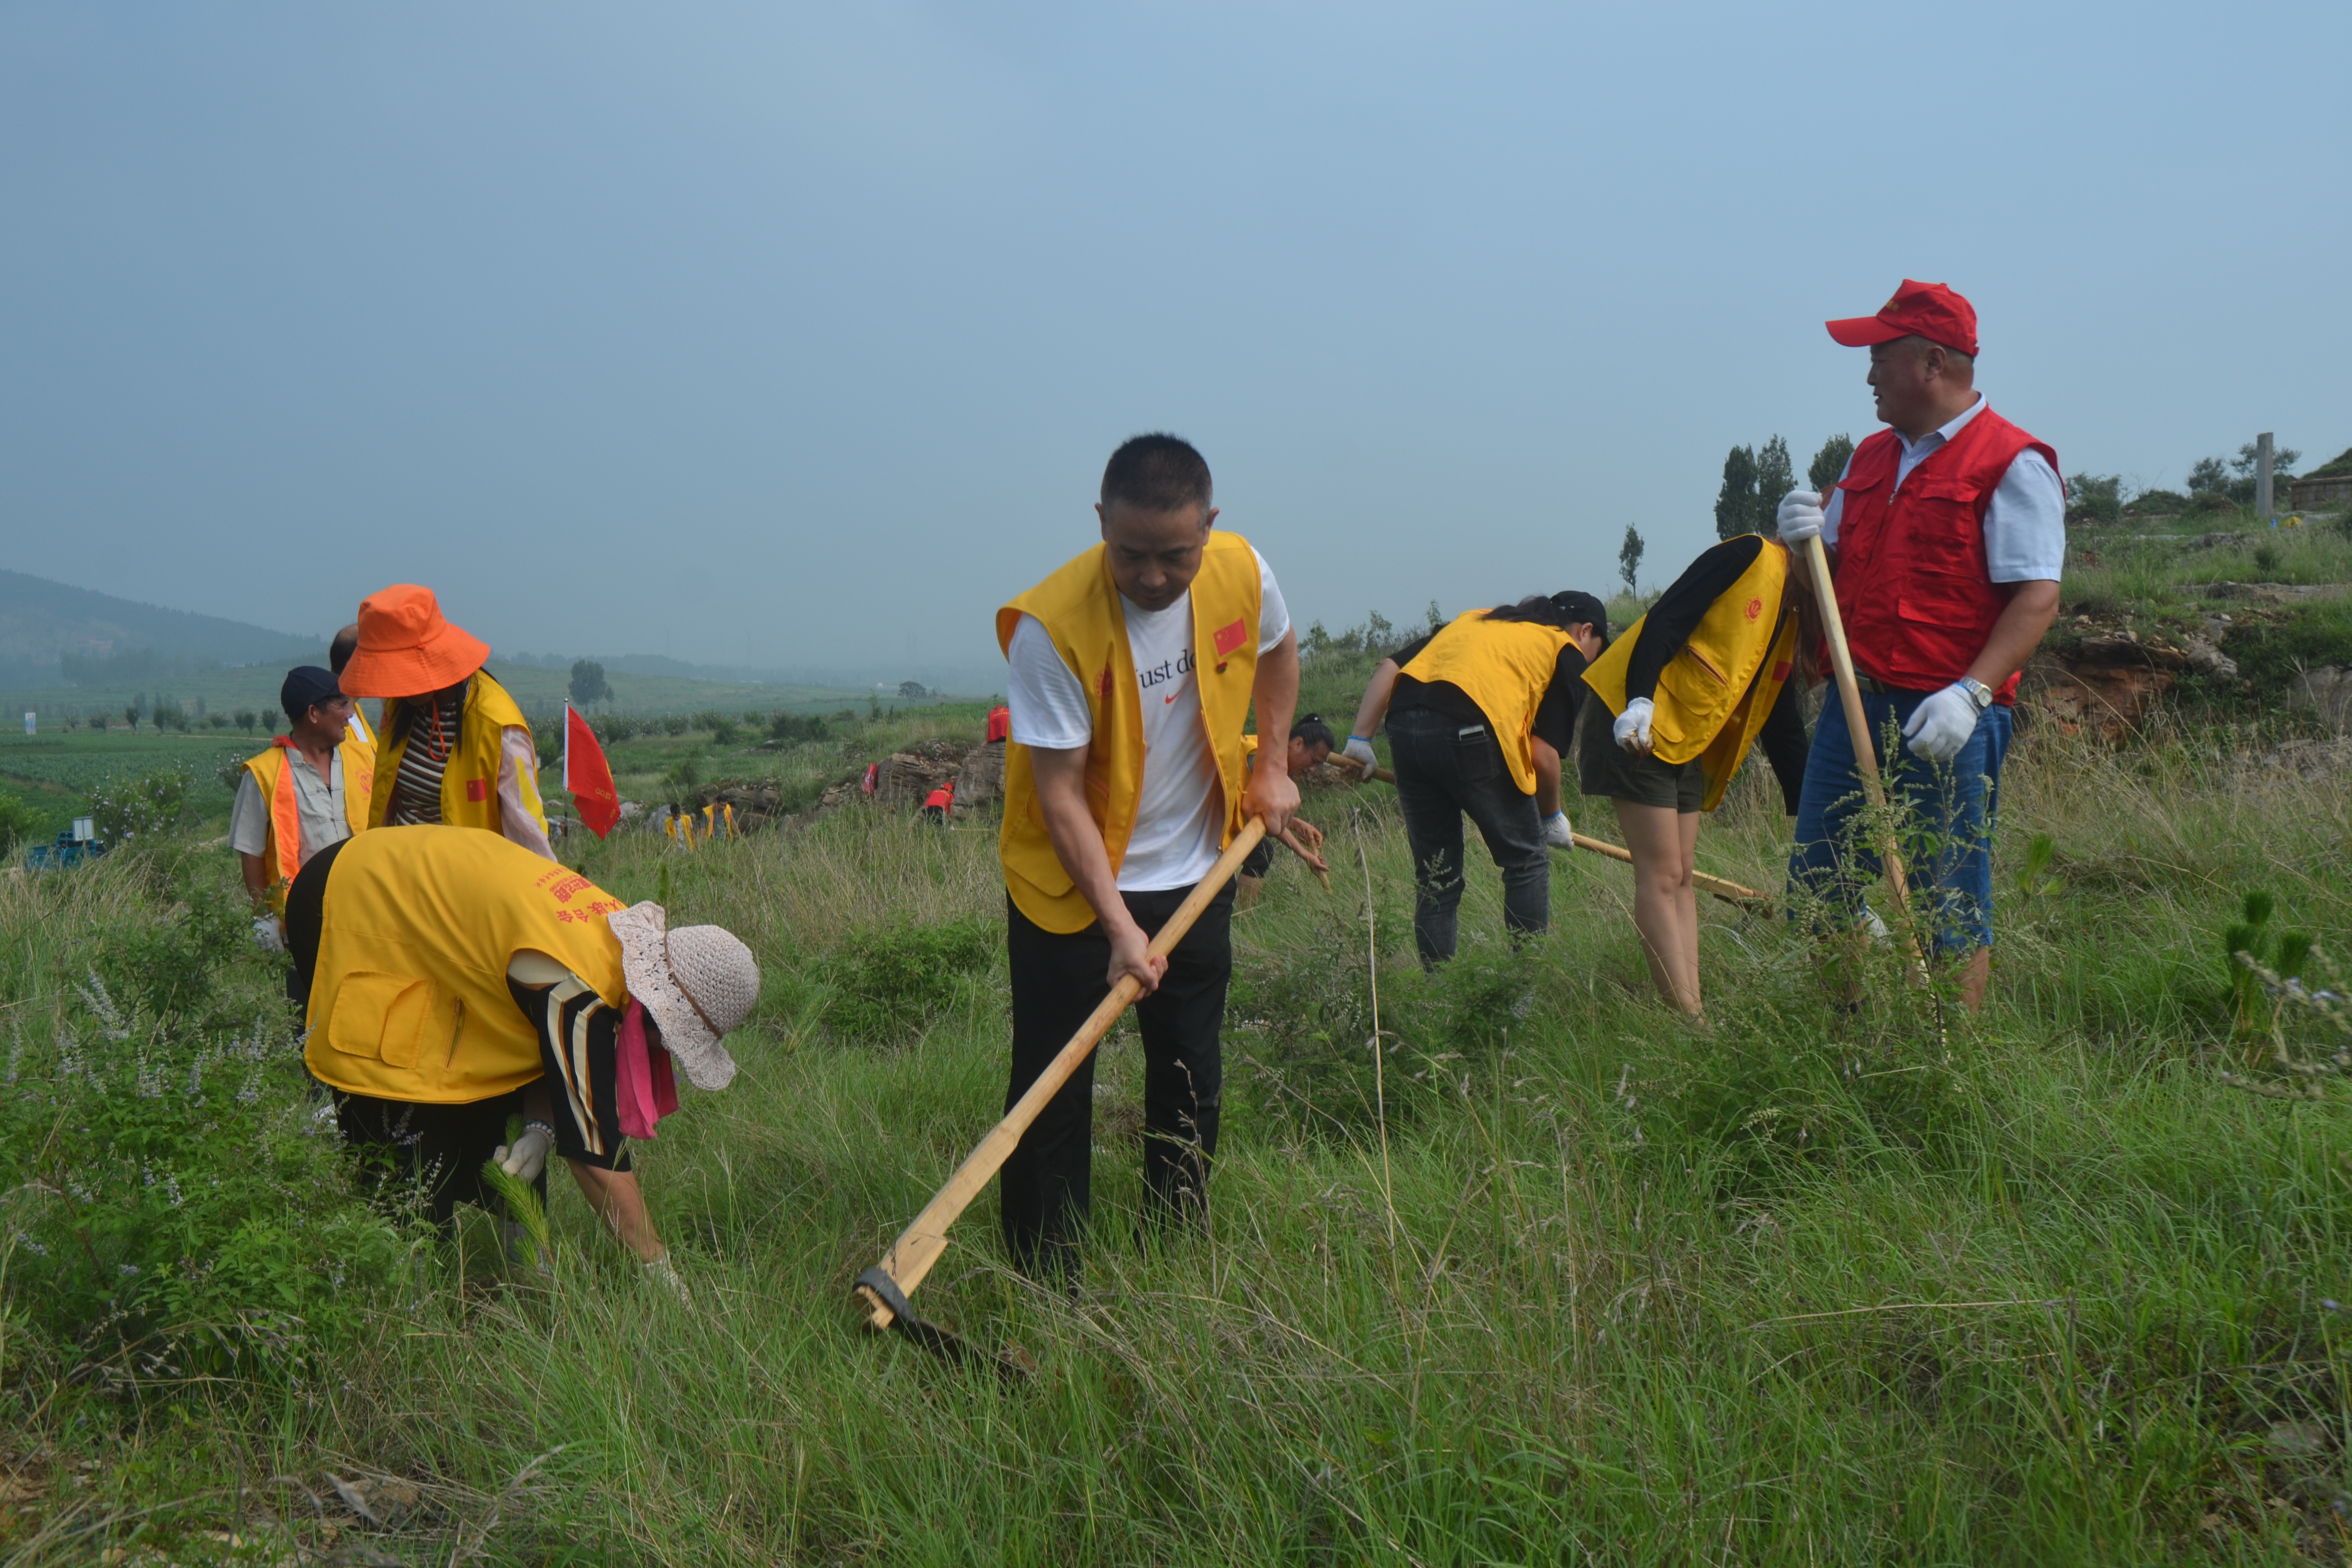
[385,691,466,826]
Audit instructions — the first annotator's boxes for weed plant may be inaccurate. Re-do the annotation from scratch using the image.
[4,723,2352,1561]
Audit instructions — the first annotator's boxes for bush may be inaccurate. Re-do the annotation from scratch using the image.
[87,764,193,845]
[662,714,690,736]
[152,699,187,732]
[0,787,39,857]
[711,719,741,746]
[0,975,408,1399]
[2066,473,2123,525]
[769,712,831,744]
[822,917,1000,1044]
[691,709,726,733]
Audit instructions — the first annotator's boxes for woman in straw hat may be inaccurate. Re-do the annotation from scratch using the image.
[282,825,761,1302]
[337,583,557,859]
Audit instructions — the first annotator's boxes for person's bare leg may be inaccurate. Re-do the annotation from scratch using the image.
[1615,800,1702,1015]
[1673,810,1703,1010]
[566,1160,665,1263]
[1958,947,1990,1013]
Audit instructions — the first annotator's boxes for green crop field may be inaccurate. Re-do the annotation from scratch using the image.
[5,577,2352,1562]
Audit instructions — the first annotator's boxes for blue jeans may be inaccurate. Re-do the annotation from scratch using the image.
[1787,690,2013,954]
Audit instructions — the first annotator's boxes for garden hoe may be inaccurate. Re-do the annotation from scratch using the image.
[1344,760,1768,910]
[1795,532,1931,975]
[853,818,1271,1378]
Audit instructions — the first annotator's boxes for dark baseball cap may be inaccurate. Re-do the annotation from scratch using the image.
[1550,590,1610,643]
[1826,279,1979,358]
[280,666,345,723]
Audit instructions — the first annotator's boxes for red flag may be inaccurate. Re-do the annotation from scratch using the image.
[564,704,622,839]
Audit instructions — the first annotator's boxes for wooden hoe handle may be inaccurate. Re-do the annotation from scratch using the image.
[1795,533,1925,957]
[855,818,1270,1330]
[1564,832,1768,909]
[1351,756,1765,908]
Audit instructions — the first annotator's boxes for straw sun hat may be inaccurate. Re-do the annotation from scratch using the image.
[609,902,761,1091]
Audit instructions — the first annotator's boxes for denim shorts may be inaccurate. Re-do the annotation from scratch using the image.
[1786,689,2013,954]
[1577,704,1706,813]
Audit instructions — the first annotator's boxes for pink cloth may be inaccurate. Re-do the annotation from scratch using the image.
[614,999,680,1140]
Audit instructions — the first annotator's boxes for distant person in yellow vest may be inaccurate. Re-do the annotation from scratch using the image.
[328,621,374,745]
[996,433,1301,1281]
[1345,592,1608,967]
[1581,536,1814,1015]
[1235,714,1335,909]
[283,826,759,1300]
[337,585,554,859]
[229,666,374,954]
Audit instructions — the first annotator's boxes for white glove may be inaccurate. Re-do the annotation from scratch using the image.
[250,916,285,953]
[1612,697,1655,752]
[1541,811,1575,849]
[1776,488,1825,544]
[1341,736,1378,774]
[493,1122,555,1184]
[1901,681,1982,763]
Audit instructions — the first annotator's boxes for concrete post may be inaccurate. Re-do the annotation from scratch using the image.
[2257,431,2274,522]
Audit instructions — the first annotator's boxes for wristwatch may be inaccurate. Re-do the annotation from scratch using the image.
[1957,677,1995,711]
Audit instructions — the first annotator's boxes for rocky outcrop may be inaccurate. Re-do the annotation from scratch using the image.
[2020,631,2188,738]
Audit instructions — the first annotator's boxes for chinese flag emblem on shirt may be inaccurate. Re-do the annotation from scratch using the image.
[1213,618,1250,658]
[564,704,622,839]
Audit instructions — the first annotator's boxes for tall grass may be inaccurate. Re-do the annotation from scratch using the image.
[5,724,2352,1563]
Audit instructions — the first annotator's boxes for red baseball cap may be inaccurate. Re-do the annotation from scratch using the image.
[1825,279,1978,358]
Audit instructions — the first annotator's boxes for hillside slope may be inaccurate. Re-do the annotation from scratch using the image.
[0,569,324,682]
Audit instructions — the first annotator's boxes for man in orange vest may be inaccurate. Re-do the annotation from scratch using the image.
[995,433,1300,1281]
[229,667,374,953]
[1777,281,2064,1011]
[337,584,555,859]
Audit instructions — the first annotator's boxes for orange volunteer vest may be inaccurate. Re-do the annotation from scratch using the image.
[241,733,376,912]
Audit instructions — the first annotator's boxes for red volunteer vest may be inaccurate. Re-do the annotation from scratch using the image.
[1830,405,2057,704]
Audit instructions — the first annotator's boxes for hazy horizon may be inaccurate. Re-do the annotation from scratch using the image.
[4,3,2346,671]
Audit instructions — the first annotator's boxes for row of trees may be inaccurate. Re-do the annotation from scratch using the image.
[1714,435,1855,541]
[2069,440,2313,525]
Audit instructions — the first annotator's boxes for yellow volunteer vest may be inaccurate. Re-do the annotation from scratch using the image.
[241,734,376,913]
[1398,611,1573,795]
[304,826,630,1104]
[1582,540,1800,812]
[996,531,1264,934]
[367,671,548,838]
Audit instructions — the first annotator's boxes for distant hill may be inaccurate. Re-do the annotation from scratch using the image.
[0,570,324,687]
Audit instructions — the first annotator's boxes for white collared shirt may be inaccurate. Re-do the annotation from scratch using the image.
[1821,394,2065,583]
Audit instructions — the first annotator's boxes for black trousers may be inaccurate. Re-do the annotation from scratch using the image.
[1387,706,1550,966]
[1000,881,1235,1280]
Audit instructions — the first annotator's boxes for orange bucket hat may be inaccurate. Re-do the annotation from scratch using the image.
[337,584,491,698]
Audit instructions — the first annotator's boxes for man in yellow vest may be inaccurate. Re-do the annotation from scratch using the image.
[1344,592,1607,966]
[1580,534,1811,1014]
[996,433,1301,1281]
[230,666,374,953]
[283,826,760,1299]
[337,584,554,859]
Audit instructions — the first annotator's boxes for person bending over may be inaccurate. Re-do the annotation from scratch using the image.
[285,825,759,1300]
[1235,714,1335,908]
[1580,536,1811,1014]
[1346,593,1607,967]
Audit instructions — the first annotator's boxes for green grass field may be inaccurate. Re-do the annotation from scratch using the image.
[6,644,2352,1562]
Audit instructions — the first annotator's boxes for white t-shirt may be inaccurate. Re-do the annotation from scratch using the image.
[1006,547,1290,892]
[1820,394,2065,582]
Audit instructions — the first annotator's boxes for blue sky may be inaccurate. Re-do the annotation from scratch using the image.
[3,2,2345,685]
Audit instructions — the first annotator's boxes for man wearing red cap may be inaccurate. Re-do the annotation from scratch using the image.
[1776,280,2063,1011]
[337,585,556,859]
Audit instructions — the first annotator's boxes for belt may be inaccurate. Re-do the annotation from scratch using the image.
[1849,670,1923,697]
